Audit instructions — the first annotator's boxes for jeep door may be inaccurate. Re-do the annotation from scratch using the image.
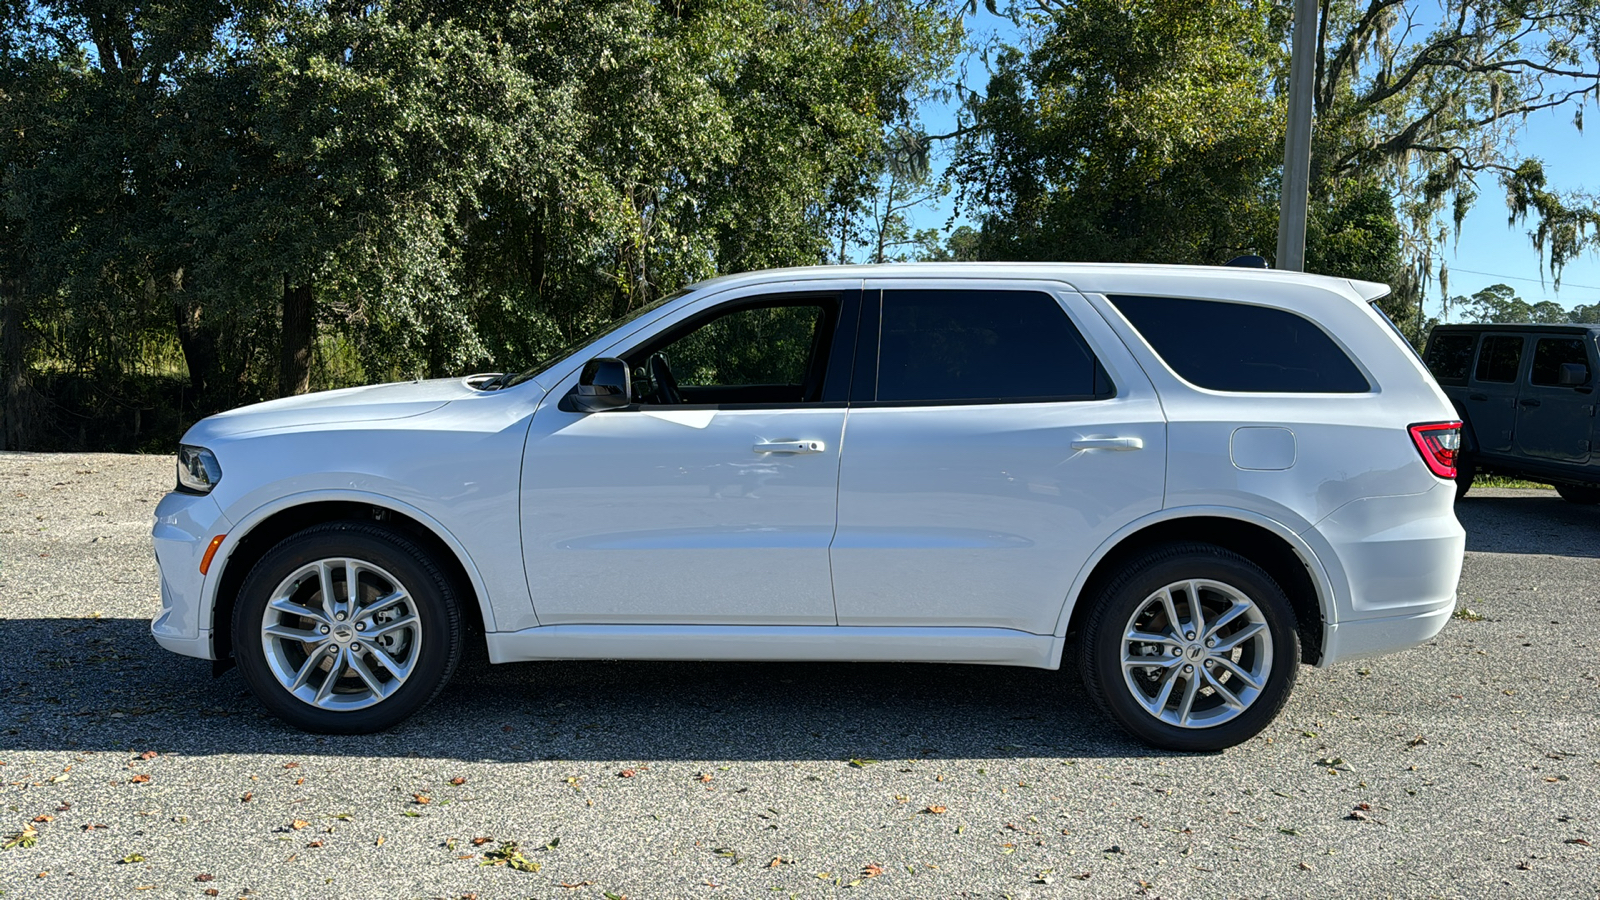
[1514,334,1596,464]
[1465,334,1526,454]
[829,280,1166,635]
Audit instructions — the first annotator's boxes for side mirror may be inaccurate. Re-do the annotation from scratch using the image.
[1558,362,1589,386]
[571,358,631,412]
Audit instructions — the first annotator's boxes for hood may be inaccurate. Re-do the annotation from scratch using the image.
[186,377,481,440]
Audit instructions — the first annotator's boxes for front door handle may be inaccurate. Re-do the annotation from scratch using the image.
[753,440,826,454]
[1519,398,1542,407]
[1071,436,1145,451]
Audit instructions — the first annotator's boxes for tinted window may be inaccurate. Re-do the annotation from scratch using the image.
[875,290,1107,403]
[1474,335,1523,383]
[666,304,823,388]
[1425,333,1476,384]
[1109,295,1370,393]
[1530,337,1590,386]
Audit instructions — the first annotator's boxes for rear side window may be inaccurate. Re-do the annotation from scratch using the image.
[1474,335,1523,383]
[1530,337,1589,386]
[874,290,1110,403]
[1109,295,1370,393]
[1425,332,1477,384]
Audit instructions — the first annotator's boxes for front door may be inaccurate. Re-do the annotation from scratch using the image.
[1515,335,1595,464]
[830,282,1166,636]
[521,285,860,626]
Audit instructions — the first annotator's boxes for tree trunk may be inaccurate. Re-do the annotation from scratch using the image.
[1,276,36,450]
[174,298,222,414]
[280,278,313,397]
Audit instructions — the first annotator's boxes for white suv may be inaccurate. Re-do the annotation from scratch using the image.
[151,264,1465,751]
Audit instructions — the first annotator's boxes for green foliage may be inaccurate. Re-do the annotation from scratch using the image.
[0,0,962,448]
[1451,283,1576,325]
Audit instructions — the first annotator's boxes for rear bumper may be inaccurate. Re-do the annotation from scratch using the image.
[1321,599,1454,663]
[1307,480,1465,665]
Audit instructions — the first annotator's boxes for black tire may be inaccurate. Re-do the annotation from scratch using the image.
[233,522,463,733]
[1080,542,1300,752]
[1454,455,1475,500]
[1555,483,1600,505]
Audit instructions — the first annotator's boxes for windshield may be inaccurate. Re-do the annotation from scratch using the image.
[495,289,689,389]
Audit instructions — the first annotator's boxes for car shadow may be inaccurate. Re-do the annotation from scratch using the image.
[0,617,1148,761]
[1456,488,1600,558]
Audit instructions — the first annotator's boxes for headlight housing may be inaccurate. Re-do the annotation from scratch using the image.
[176,445,223,494]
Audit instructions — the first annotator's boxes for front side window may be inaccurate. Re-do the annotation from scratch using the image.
[627,296,834,406]
[1473,335,1524,383]
[873,289,1109,403]
[1109,295,1370,393]
[1425,332,1477,384]
[1530,337,1590,386]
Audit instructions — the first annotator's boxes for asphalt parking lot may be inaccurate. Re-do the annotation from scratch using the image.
[1,452,1597,899]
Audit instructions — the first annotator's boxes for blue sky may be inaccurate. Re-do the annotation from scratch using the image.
[902,11,1600,320]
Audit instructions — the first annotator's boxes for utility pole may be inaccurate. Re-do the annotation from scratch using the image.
[1276,0,1318,272]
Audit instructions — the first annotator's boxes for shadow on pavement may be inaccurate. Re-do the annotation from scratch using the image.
[0,616,1143,761]
[1456,489,1600,557]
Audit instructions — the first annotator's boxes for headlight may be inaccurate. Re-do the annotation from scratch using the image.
[176,445,223,494]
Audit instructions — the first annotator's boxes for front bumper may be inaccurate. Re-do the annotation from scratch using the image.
[151,490,233,660]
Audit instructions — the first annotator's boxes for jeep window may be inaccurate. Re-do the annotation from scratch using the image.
[874,290,1109,403]
[1424,333,1476,385]
[1473,335,1524,383]
[1109,295,1369,393]
[1530,337,1589,386]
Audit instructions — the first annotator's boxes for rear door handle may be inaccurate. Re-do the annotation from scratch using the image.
[1468,393,1488,401]
[753,440,826,454]
[1071,437,1145,451]
[1519,398,1542,407]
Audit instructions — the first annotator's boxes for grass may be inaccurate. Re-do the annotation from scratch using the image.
[1472,475,1554,490]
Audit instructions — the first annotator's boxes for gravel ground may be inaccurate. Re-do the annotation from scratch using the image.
[1,451,1596,900]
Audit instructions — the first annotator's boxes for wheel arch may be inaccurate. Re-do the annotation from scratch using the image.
[206,492,495,666]
[1056,508,1335,666]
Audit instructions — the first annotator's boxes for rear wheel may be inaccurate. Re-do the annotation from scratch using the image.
[1081,543,1300,752]
[1555,483,1600,505]
[233,522,463,733]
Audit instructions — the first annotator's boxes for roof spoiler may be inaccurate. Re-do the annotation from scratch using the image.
[1348,278,1390,302]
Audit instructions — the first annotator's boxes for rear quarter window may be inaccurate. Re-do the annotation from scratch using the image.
[1109,295,1370,393]
[1424,332,1477,385]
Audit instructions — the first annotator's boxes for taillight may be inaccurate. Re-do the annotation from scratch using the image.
[1409,421,1462,478]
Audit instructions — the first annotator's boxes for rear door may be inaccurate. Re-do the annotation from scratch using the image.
[1465,333,1526,454]
[1514,334,1596,464]
[829,280,1165,635]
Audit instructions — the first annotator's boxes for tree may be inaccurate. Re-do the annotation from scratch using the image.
[1452,282,1570,323]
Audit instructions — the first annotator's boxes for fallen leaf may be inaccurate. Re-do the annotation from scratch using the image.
[31,815,53,823]
[450,776,466,786]
[283,762,299,769]
[375,836,385,847]
[559,881,596,889]
[290,820,310,831]
[412,794,431,805]
[923,805,948,815]
[471,836,493,846]
[3,823,40,850]
[138,751,158,761]
[306,840,324,848]
[1298,861,1313,871]
[1565,838,1591,846]
[1407,735,1427,747]
[848,758,878,768]
[118,853,146,864]
[1072,872,1091,880]
[862,863,884,878]
[698,772,714,783]
[203,890,219,897]
[617,769,636,778]
[128,774,151,784]
[195,873,214,882]
[240,792,253,803]
[766,857,784,868]
[81,823,106,832]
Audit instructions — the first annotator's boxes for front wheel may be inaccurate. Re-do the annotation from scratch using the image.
[1555,483,1600,505]
[1081,543,1300,752]
[233,522,463,733]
